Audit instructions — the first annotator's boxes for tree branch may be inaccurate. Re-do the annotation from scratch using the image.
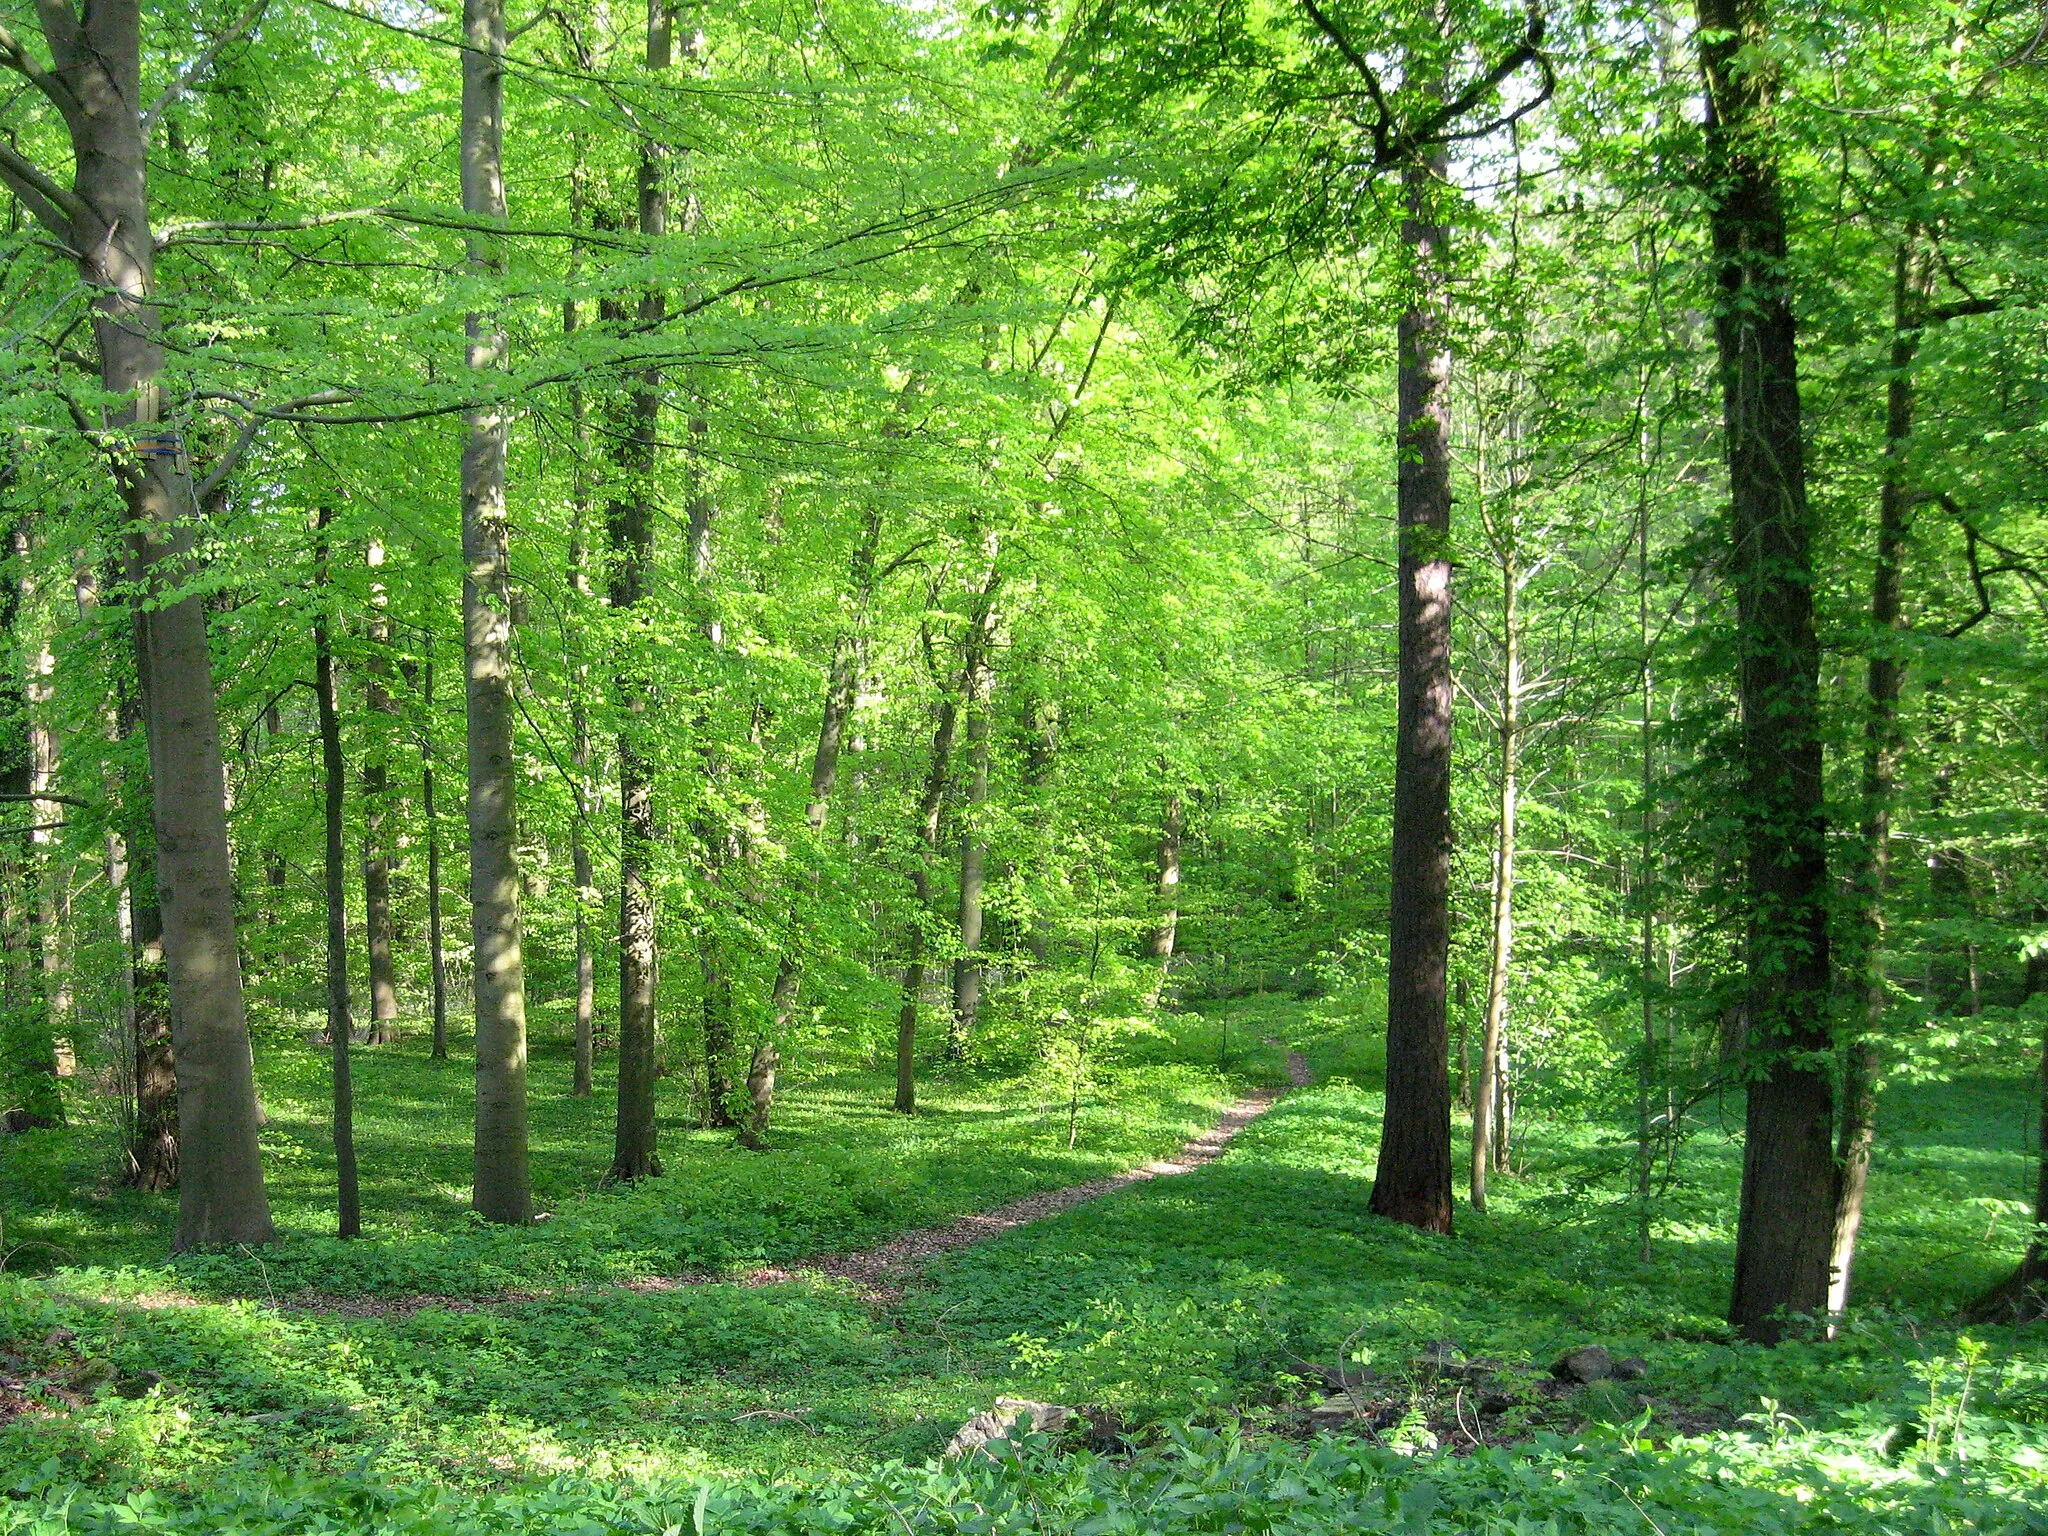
[143,0,271,140]
[0,137,83,238]
[0,19,83,123]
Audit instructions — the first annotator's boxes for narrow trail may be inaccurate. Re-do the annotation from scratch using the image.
[281,1050,1313,1318]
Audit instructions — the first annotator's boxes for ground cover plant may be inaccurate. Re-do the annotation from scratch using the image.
[0,1004,2042,1533]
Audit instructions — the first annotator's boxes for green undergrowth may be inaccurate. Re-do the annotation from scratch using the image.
[0,1011,1255,1296]
[0,1002,2042,1533]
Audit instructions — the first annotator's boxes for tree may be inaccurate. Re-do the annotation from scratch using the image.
[0,0,275,1248]
[461,0,531,1226]
[1696,0,1836,1342]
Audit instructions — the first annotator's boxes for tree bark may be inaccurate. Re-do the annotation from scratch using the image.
[113,620,176,1189]
[949,546,1000,1056]
[421,658,450,1062]
[462,0,531,1224]
[314,509,361,1238]
[566,274,597,1100]
[608,0,671,1179]
[0,518,61,1130]
[897,691,962,1115]
[1371,152,1456,1237]
[0,0,278,1247]
[1698,0,1835,1343]
[1145,785,1182,1003]
[1471,546,1518,1215]
[361,538,400,1042]
[1830,238,1930,1318]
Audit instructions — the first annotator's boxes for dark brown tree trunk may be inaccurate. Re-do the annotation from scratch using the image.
[362,539,400,1042]
[1699,0,1835,1343]
[314,510,361,1238]
[608,0,671,1178]
[1371,152,1456,1237]
[462,0,531,1225]
[1830,238,1930,1318]
[0,0,276,1246]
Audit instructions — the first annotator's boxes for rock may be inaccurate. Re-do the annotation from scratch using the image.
[115,1370,163,1399]
[1445,1355,1503,1380]
[1551,1345,1614,1384]
[1411,1338,1462,1375]
[1309,1389,1369,1423]
[944,1397,1073,1459]
[1613,1356,1649,1381]
[41,1327,74,1349]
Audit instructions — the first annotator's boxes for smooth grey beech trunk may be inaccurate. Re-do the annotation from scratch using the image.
[608,0,672,1180]
[1698,0,1835,1344]
[361,538,400,1041]
[1371,151,1456,1237]
[461,0,531,1225]
[896,688,961,1116]
[566,273,597,1100]
[0,0,274,1247]
[421,659,451,1062]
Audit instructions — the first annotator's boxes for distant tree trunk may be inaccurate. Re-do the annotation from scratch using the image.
[608,0,671,1180]
[1831,238,1930,1319]
[1371,150,1456,1237]
[421,659,450,1062]
[1145,785,1182,1004]
[565,188,597,1101]
[949,549,1000,1057]
[759,391,910,1140]
[314,509,362,1239]
[362,538,401,1043]
[1471,546,1518,1216]
[898,691,963,1115]
[0,519,62,1130]
[1699,0,1835,1343]
[1023,696,1060,965]
[462,0,531,1225]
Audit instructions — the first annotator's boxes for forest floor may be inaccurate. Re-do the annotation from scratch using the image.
[0,998,2042,1534]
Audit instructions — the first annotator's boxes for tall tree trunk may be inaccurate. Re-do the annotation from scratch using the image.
[898,692,962,1115]
[565,169,597,1101]
[362,538,400,1042]
[1371,151,1456,1236]
[1635,489,1657,1261]
[462,0,531,1225]
[314,510,361,1238]
[1698,0,1835,1343]
[421,658,450,1062]
[1471,548,1518,1215]
[1145,785,1182,1003]
[1831,238,1930,1318]
[949,549,1000,1057]
[0,0,274,1248]
[608,0,671,1179]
